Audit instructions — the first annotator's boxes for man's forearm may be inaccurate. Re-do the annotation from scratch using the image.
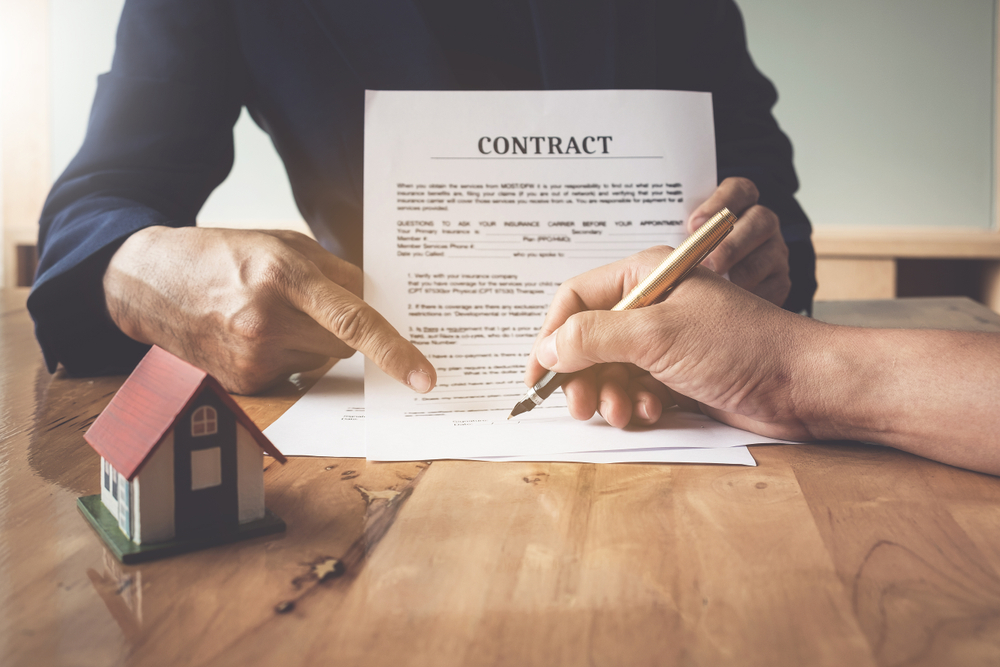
[797,326,1000,475]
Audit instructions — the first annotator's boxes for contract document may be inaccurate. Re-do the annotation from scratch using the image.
[363,89,785,461]
[263,357,772,465]
[263,354,365,457]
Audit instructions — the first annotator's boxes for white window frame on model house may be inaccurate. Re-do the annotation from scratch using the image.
[191,405,218,436]
[102,457,132,539]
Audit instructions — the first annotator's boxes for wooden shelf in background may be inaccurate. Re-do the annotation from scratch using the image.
[813,227,1000,259]
[811,227,1000,311]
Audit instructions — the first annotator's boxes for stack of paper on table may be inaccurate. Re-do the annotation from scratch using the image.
[264,90,794,465]
[262,354,785,466]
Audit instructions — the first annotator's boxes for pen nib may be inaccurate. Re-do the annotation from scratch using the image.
[507,399,533,420]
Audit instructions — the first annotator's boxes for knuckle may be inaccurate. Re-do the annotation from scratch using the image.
[228,309,270,344]
[732,248,775,286]
[558,274,585,298]
[341,262,364,295]
[246,246,295,293]
[226,359,271,395]
[762,234,790,271]
[641,245,674,263]
[329,301,370,344]
[266,229,310,247]
[264,229,293,242]
[642,244,672,257]
[627,245,672,282]
[764,204,780,227]
[367,337,404,371]
[548,280,587,316]
[284,230,311,243]
[748,205,780,235]
[778,274,792,296]
[330,342,357,360]
[728,261,757,288]
[712,243,737,271]
[343,260,363,281]
[775,233,790,258]
[773,269,792,297]
[563,311,595,354]
[731,177,760,203]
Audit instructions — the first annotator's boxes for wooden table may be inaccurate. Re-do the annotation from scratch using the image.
[3,289,1000,667]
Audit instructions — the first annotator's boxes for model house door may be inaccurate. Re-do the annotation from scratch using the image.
[174,389,239,540]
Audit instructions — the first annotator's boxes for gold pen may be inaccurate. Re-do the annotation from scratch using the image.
[508,207,738,419]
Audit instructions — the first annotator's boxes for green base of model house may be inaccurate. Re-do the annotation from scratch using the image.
[77,495,286,564]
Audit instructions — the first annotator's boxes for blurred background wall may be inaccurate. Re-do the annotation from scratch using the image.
[3,0,999,306]
[741,0,995,231]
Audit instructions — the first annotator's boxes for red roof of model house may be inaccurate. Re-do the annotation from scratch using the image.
[85,346,287,480]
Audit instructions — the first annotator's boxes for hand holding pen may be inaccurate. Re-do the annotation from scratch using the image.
[511,208,738,421]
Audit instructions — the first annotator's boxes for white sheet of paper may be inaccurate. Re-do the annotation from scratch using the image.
[477,446,758,466]
[362,89,775,461]
[261,356,776,464]
[263,355,365,457]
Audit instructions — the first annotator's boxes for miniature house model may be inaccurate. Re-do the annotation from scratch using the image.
[79,346,286,562]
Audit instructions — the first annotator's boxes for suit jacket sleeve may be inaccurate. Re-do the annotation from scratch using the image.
[706,0,817,312]
[27,0,245,376]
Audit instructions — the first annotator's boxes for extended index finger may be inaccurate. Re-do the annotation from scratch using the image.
[283,262,437,393]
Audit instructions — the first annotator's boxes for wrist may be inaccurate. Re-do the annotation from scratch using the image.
[102,226,170,344]
[790,324,894,442]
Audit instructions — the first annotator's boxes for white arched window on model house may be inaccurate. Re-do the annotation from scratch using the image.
[191,406,218,436]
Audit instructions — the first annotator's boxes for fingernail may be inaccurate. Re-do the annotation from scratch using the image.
[689,215,707,231]
[536,334,558,368]
[407,369,433,393]
[702,256,717,272]
[636,401,650,421]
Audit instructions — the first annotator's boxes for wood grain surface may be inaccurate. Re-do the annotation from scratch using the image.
[3,288,1000,666]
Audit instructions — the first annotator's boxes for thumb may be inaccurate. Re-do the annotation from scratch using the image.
[535,309,655,374]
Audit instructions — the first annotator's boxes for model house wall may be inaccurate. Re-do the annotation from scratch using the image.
[100,423,267,545]
[132,432,175,545]
[236,425,266,524]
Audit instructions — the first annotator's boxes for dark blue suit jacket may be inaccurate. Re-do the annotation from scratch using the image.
[29,0,816,376]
